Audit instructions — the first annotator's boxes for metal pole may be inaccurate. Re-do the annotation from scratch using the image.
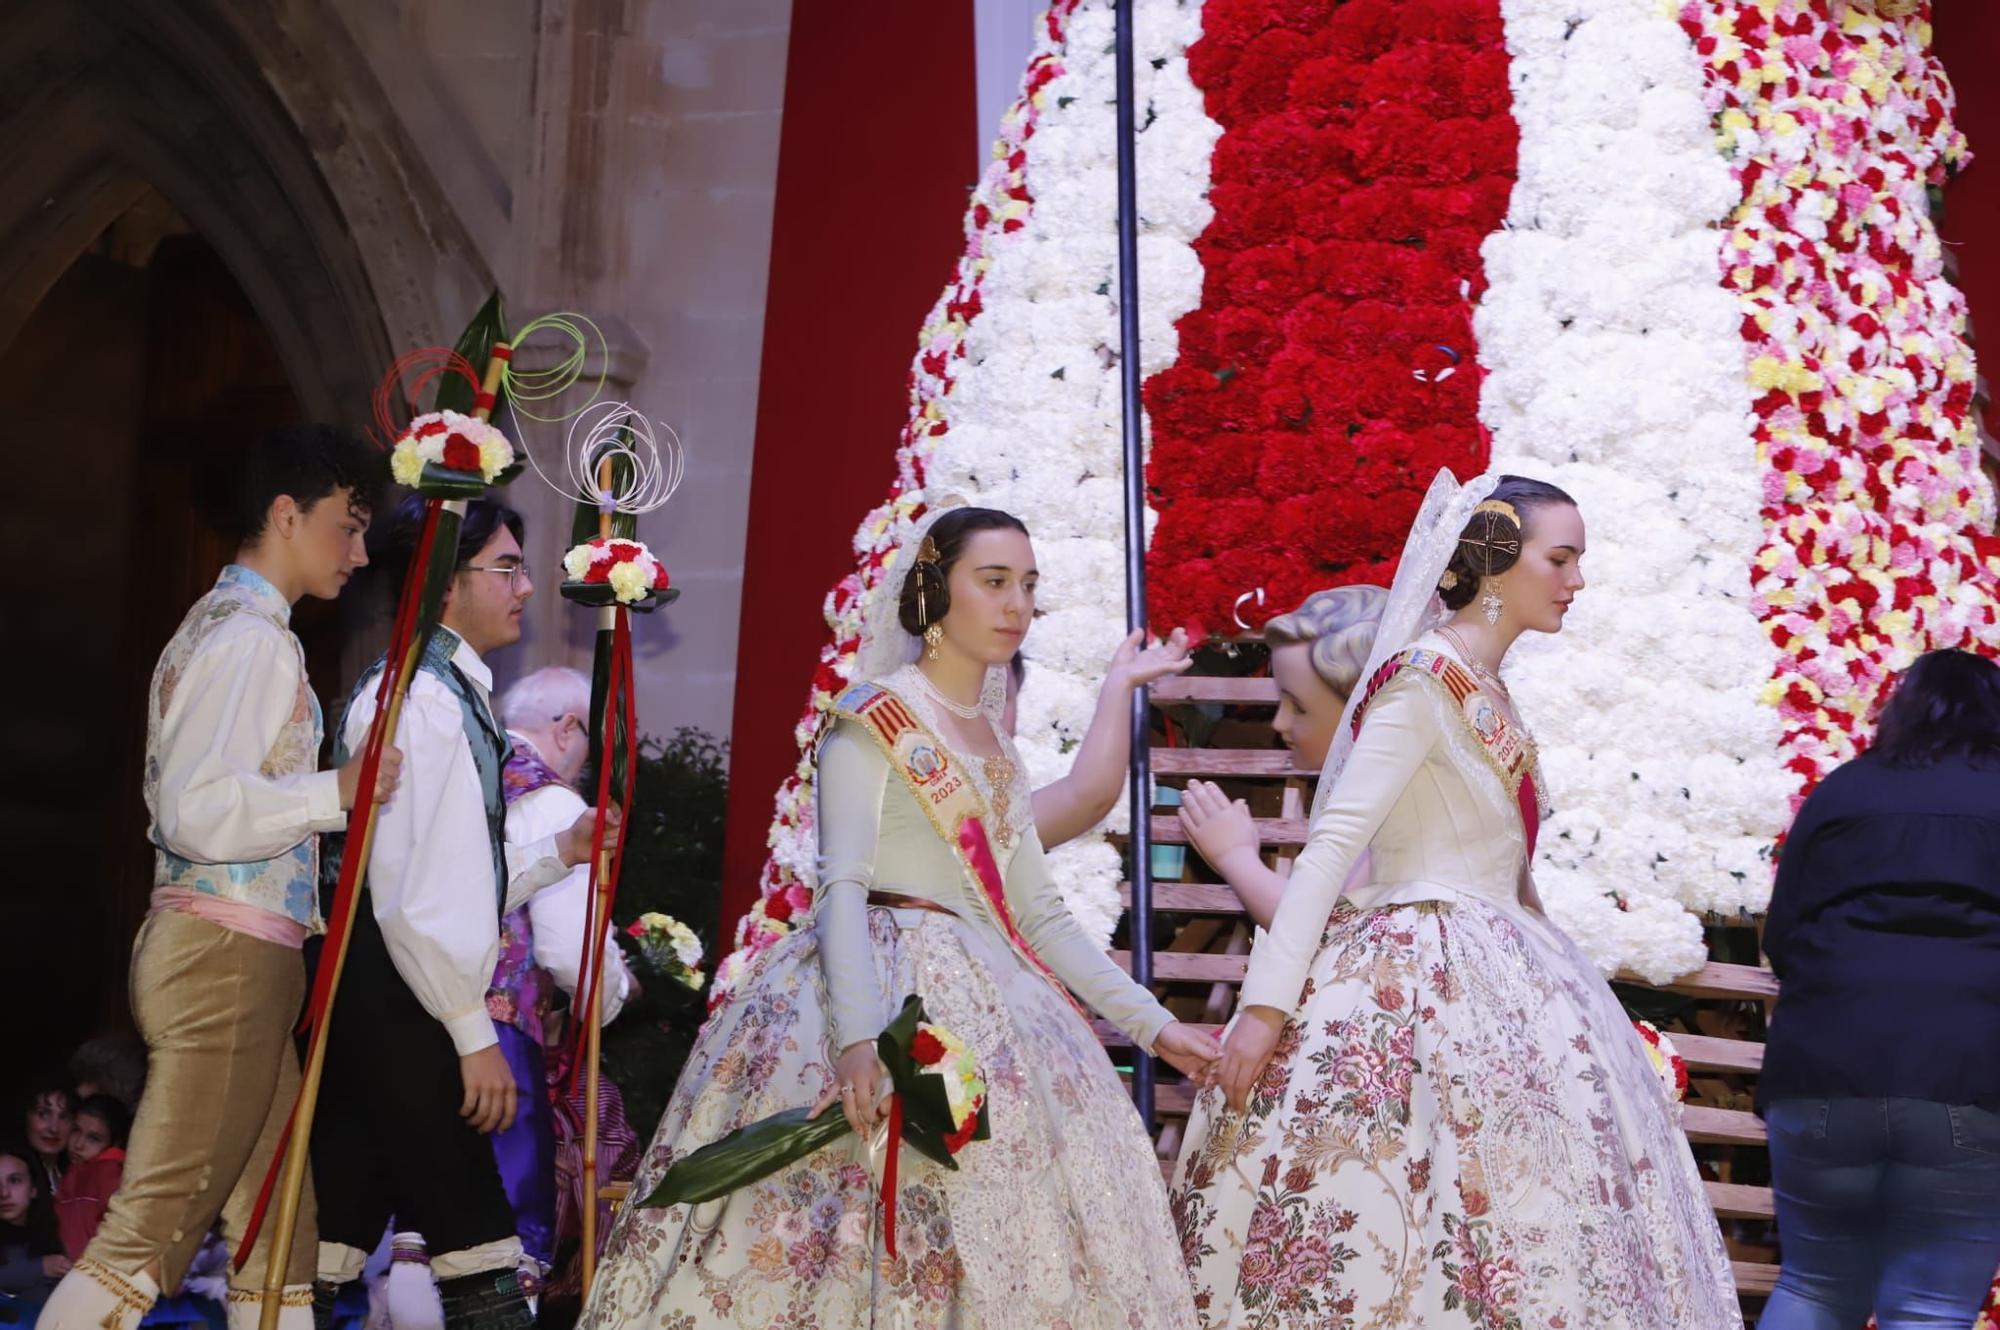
[1112,0,1155,1126]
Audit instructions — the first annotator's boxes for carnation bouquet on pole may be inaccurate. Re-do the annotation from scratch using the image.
[531,402,684,1295]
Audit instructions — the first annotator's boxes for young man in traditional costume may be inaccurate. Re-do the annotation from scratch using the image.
[309,498,614,1330]
[40,425,396,1330]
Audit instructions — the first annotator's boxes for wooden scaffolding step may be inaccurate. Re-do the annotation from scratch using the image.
[1112,950,1779,1007]
[1706,1180,1777,1220]
[1096,1020,1763,1076]
[1684,1104,1767,1145]
[1141,814,1310,846]
[1120,882,1247,914]
[1150,748,1316,777]
[1150,677,1281,706]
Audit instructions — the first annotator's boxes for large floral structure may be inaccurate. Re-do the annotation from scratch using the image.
[718,0,1991,997]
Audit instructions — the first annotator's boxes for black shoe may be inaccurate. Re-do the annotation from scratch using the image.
[436,1268,534,1330]
[310,1279,343,1330]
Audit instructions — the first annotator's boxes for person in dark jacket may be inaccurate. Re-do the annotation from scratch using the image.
[1759,647,2000,1329]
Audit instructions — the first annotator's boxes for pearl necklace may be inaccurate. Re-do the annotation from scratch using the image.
[912,666,984,719]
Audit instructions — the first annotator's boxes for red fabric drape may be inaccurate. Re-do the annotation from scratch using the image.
[718,1,978,937]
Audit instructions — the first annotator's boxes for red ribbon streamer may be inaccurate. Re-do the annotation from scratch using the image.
[234,500,446,1268]
[567,607,640,1091]
[881,1094,904,1259]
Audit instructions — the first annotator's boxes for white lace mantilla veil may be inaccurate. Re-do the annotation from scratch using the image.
[1311,468,1501,820]
[852,492,1010,721]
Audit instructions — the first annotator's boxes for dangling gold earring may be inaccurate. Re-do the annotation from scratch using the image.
[1480,580,1503,626]
[923,623,944,660]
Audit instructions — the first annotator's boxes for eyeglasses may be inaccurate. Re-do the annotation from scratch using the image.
[464,563,532,592]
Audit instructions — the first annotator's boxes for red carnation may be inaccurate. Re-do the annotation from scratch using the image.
[910,1029,949,1067]
[763,891,796,924]
[609,541,644,564]
[652,563,670,589]
[416,419,449,439]
[442,433,481,472]
[943,1107,981,1155]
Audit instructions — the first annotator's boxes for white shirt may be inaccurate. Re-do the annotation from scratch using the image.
[342,636,569,1055]
[505,733,634,1025]
[152,614,346,864]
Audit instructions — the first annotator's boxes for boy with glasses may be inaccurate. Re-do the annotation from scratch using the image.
[310,497,615,1330]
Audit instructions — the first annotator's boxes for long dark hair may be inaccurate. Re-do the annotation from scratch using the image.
[0,1137,59,1256]
[1869,648,2000,768]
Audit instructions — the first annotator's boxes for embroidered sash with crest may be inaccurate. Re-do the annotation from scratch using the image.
[1350,647,1545,855]
[827,680,1082,1013]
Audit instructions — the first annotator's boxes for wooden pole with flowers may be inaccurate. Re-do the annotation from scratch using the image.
[536,403,684,1297]
[236,300,615,1330]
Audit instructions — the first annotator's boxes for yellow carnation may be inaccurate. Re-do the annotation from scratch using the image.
[478,435,511,481]
[391,442,425,488]
[607,559,651,603]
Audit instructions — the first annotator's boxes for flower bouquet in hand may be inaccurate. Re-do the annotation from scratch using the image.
[641,995,989,1251]
[622,911,705,991]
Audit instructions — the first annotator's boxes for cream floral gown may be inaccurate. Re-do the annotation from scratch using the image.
[1169,636,1742,1329]
[580,665,1199,1329]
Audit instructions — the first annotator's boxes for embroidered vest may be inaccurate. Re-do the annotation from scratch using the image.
[322,628,512,916]
[487,746,566,1042]
[148,566,324,930]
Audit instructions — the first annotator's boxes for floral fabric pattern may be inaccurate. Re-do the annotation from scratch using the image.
[580,908,1197,1330]
[1171,900,1741,1328]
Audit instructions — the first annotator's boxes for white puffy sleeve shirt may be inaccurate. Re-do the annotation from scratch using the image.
[342,640,569,1055]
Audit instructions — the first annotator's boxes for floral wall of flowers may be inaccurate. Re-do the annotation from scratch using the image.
[717,0,1993,997]
[715,0,1217,1003]
[1683,0,2000,799]
[1474,0,1791,979]
[1142,0,1514,638]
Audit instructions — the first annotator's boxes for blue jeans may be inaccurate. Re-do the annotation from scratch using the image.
[1763,1097,2000,1329]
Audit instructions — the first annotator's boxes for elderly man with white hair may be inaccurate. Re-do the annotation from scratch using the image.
[482,666,635,1294]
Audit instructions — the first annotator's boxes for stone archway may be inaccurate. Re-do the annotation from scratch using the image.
[0,0,499,1073]
[0,0,492,426]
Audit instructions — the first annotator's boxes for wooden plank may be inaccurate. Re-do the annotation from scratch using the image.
[1113,950,1246,982]
[1151,676,1281,706]
[1706,1180,1776,1220]
[1115,954,1779,1020]
[1672,1032,1764,1075]
[1150,748,1314,777]
[1619,961,1779,1002]
[1120,883,1246,914]
[1733,1262,1779,1297]
[1142,814,1310,846]
[1100,1020,1761,1080]
[1684,1104,1766,1145]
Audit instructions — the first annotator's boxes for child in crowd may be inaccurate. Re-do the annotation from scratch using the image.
[20,1080,72,1199]
[57,1098,130,1260]
[0,1141,66,1316]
